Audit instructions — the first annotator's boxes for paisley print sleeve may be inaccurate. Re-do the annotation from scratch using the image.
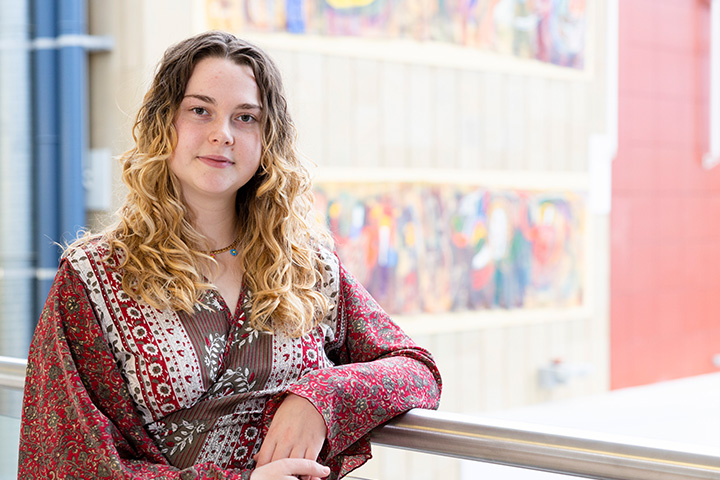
[286,256,443,479]
[17,258,250,479]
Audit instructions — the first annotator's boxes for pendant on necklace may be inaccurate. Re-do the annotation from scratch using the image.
[230,248,238,256]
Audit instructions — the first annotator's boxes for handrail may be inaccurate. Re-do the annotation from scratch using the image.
[0,356,26,390]
[372,409,720,480]
[2,356,720,479]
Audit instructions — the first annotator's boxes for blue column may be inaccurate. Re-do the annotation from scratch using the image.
[32,0,60,318]
[58,0,87,243]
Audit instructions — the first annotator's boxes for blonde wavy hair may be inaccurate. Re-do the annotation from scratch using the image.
[98,31,332,336]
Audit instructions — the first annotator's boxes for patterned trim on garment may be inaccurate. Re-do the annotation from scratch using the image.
[196,397,265,467]
[317,248,343,351]
[264,331,300,393]
[139,299,205,413]
[65,241,206,423]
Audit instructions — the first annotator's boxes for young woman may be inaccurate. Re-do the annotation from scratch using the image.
[18,31,441,480]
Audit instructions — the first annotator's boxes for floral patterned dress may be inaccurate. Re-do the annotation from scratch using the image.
[18,239,442,479]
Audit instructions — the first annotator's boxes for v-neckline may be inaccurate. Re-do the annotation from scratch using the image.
[212,287,245,324]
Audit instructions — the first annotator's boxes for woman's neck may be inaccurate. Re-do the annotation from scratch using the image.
[186,197,239,251]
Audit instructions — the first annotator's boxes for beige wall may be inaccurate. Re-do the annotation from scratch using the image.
[88,0,208,226]
[265,38,598,174]
[88,2,611,478]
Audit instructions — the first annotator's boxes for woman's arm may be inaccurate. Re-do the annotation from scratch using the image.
[18,259,251,479]
[271,259,443,477]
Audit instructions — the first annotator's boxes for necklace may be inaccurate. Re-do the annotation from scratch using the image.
[205,237,240,258]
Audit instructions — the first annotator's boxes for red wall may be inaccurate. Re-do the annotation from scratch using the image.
[612,0,720,389]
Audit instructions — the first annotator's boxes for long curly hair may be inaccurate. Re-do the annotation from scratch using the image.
[101,31,331,336]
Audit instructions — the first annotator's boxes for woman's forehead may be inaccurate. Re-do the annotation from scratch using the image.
[184,57,261,107]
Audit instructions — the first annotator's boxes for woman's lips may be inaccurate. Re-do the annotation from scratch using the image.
[198,155,234,168]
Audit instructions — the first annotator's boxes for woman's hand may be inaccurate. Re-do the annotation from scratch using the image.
[249,458,330,480]
[255,393,328,478]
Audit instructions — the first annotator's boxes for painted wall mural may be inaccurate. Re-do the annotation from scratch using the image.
[207,0,587,68]
[313,182,585,314]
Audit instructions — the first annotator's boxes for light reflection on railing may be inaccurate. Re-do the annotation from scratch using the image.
[0,356,25,391]
[2,356,720,480]
[372,409,720,480]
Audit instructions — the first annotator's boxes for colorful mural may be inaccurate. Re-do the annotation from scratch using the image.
[313,182,585,314]
[207,0,587,68]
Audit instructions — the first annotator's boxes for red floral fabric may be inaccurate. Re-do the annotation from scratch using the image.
[18,241,442,479]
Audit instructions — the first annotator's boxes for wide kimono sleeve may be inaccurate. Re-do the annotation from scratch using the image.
[18,258,251,480]
[285,258,443,478]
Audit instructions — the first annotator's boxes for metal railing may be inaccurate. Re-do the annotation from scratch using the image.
[2,355,720,480]
[373,409,720,480]
[0,356,25,390]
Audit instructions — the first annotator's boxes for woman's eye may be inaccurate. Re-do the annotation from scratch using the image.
[237,114,255,123]
[191,107,208,115]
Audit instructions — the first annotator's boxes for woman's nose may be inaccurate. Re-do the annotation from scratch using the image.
[210,121,234,145]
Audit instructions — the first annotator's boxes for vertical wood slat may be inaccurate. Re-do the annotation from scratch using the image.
[549,81,570,171]
[504,75,525,171]
[379,61,408,168]
[458,329,484,410]
[526,76,550,171]
[434,332,459,412]
[458,70,483,170]
[353,58,382,168]
[570,81,590,172]
[482,72,505,168]
[292,51,326,164]
[433,68,459,169]
[324,56,354,167]
[407,64,433,169]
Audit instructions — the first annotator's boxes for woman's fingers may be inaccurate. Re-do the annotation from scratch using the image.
[256,394,327,467]
[285,445,307,463]
[254,431,307,466]
[249,458,330,480]
[304,440,323,464]
[254,440,273,467]
[256,436,293,467]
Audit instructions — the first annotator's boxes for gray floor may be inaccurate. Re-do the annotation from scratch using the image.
[0,414,20,480]
[462,372,720,478]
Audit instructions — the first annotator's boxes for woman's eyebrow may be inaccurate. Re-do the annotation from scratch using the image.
[237,103,262,111]
[184,93,215,104]
[183,94,261,111]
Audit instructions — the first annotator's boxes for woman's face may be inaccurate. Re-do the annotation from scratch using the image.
[168,56,262,208]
